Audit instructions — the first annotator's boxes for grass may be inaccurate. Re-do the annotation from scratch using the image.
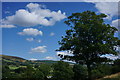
[4,59,13,62]
[20,66,27,68]
[9,66,19,70]
[97,72,120,80]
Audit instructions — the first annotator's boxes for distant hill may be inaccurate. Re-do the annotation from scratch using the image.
[1,55,58,66]
[1,55,26,61]
[1,54,75,69]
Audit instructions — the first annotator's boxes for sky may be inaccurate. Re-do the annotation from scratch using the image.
[1,2,120,60]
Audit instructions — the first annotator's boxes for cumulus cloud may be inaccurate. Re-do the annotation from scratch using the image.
[18,28,43,36]
[45,56,54,60]
[50,32,55,36]
[3,3,66,27]
[26,3,41,9]
[94,2,118,20]
[0,24,16,28]
[80,1,118,20]
[26,37,34,42]
[72,1,118,20]
[31,46,47,53]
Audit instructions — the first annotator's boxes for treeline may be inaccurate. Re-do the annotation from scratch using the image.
[2,59,120,80]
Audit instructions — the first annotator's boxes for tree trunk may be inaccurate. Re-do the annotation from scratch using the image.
[87,64,92,80]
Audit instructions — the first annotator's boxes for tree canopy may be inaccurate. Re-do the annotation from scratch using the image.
[57,11,119,80]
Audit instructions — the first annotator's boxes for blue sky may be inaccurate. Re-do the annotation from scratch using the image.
[1,2,120,60]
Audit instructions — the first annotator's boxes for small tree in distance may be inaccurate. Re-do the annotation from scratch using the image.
[57,11,119,80]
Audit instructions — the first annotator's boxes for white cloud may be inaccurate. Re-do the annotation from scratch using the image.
[94,2,118,20]
[57,51,69,55]
[106,55,118,60]
[26,3,41,9]
[29,58,38,61]
[81,0,119,2]
[26,37,41,43]
[45,56,54,60]
[50,32,55,36]
[112,19,120,30]
[31,46,47,53]
[3,3,66,27]
[79,1,118,20]
[56,51,73,56]
[18,28,43,36]
[4,11,10,14]
[114,46,118,51]
[37,39,41,43]
[101,54,118,60]
[26,37,34,42]
[26,38,42,43]
[0,24,16,28]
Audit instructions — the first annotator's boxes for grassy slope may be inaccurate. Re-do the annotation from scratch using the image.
[96,72,120,80]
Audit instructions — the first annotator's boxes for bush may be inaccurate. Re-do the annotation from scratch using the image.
[92,64,112,79]
[52,61,74,80]
[73,64,87,80]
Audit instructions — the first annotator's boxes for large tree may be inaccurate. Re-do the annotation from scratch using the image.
[57,11,119,80]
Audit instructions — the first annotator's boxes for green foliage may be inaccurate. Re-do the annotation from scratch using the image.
[111,65,120,74]
[57,11,119,63]
[2,56,120,80]
[57,11,119,80]
[2,65,11,78]
[22,65,35,78]
[114,59,120,66]
[52,61,74,80]
[2,54,58,79]
[111,59,120,74]
[14,67,26,73]
[33,70,44,80]
[92,64,112,79]
[38,64,51,79]
[9,65,19,70]
[73,64,87,80]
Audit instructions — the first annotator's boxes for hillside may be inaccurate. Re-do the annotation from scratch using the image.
[1,55,58,67]
[1,55,120,80]
[1,55,26,62]
[1,55,26,60]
